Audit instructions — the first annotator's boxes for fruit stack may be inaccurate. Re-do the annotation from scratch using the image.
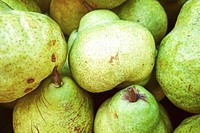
[0,0,199,132]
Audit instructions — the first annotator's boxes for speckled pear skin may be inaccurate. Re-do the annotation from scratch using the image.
[94,85,161,133]
[0,0,12,11]
[1,0,41,12]
[0,10,67,103]
[113,0,168,44]
[174,114,200,133]
[84,0,127,9]
[13,76,94,133]
[156,0,200,113]
[69,20,156,93]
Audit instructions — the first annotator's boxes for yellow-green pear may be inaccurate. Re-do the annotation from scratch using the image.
[94,85,171,133]
[69,10,156,93]
[13,68,94,133]
[156,0,200,113]
[0,0,12,11]
[84,0,127,9]
[113,0,168,44]
[0,10,67,103]
[49,0,91,35]
[174,114,200,133]
[1,0,41,12]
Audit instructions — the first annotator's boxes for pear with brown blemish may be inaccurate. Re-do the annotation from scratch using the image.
[69,9,156,93]
[0,10,67,103]
[13,68,94,133]
[156,0,200,113]
[94,85,172,133]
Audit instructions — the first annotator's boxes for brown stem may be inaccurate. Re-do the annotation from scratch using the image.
[53,67,62,87]
[124,87,138,102]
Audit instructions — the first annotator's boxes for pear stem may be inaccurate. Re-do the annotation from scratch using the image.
[124,87,138,102]
[53,67,62,87]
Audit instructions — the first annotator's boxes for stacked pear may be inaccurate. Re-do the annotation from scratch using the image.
[13,68,94,133]
[69,9,156,93]
[156,0,200,113]
[174,114,200,133]
[94,85,172,133]
[0,10,67,103]
[113,0,168,44]
[1,0,41,12]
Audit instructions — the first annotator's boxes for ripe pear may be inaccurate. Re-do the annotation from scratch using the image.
[174,114,200,133]
[113,0,168,44]
[49,0,91,35]
[69,10,156,93]
[84,0,127,9]
[13,68,94,133]
[1,0,41,12]
[94,85,170,133]
[0,10,67,103]
[156,0,200,113]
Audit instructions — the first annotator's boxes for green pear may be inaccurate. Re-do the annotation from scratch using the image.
[49,0,91,35]
[84,0,127,9]
[69,10,156,93]
[78,9,120,32]
[156,0,200,113]
[0,0,12,11]
[174,114,200,133]
[1,0,41,12]
[0,10,67,103]
[94,85,169,133]
[113,0,168,44]
[159,0,185,32]
[13,68,94,133]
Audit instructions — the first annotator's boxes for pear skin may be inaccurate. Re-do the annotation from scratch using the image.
[1,0,41,12]
[84,0,127,9]
[156,0,200,113]
[94,85,161,132]
[174,114,200,133]
[70,19,156,93]
[113,0,168,44]
[0,10,67,103]
[13,68,94,133]
[49,0,91,35]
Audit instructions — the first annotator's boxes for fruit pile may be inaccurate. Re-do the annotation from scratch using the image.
[0,0,199,132]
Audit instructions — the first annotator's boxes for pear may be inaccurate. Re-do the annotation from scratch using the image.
[94,85,170,133]
[113,0,168,44]
[174,114,200,133]
[84,0,127,9]
[145,68,165,101]
[156,0,200,113]
[13,68,94,133]
[159,0,185,32]
[49,0,91,35]
[69,10,156,93]
[0,0,12,11]
[0,10,67,103]
[1,0,41,12]
[34,0,51,13]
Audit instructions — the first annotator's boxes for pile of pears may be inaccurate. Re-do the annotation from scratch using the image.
[0,0,199,132]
